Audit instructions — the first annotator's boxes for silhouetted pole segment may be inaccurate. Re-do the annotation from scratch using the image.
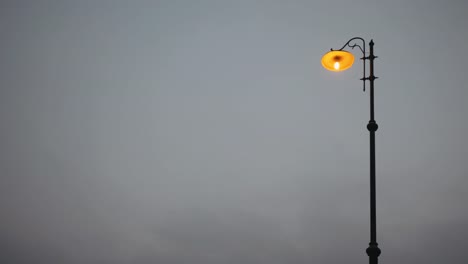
[366,40,381,264]
[321,38,381,264]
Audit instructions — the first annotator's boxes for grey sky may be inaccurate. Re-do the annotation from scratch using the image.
[1,1,467,263]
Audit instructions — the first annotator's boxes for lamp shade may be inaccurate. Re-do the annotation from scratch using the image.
[321,50,354,72]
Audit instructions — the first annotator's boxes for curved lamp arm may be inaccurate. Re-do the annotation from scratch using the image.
[330,37,367,91]
[334,37,366,54]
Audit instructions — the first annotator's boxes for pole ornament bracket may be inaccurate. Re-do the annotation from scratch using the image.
[330,37,370,91]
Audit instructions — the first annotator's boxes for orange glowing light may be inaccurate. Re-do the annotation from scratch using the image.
[321,50,354,72]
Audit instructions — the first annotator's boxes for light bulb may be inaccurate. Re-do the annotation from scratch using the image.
[334,61,340,70]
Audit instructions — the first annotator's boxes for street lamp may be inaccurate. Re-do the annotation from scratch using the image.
[321,37,381,264]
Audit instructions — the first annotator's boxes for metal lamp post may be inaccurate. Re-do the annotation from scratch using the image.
[321,37,381,264]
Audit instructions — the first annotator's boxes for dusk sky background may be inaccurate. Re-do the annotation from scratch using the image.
[1,1,467,263]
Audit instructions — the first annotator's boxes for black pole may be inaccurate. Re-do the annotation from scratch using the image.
[327,37,382,263]
[365,39,381,264]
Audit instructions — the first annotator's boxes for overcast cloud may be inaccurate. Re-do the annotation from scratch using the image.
[1,1,467,263]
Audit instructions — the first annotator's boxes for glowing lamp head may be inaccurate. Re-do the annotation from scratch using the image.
[321,50,355,72]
